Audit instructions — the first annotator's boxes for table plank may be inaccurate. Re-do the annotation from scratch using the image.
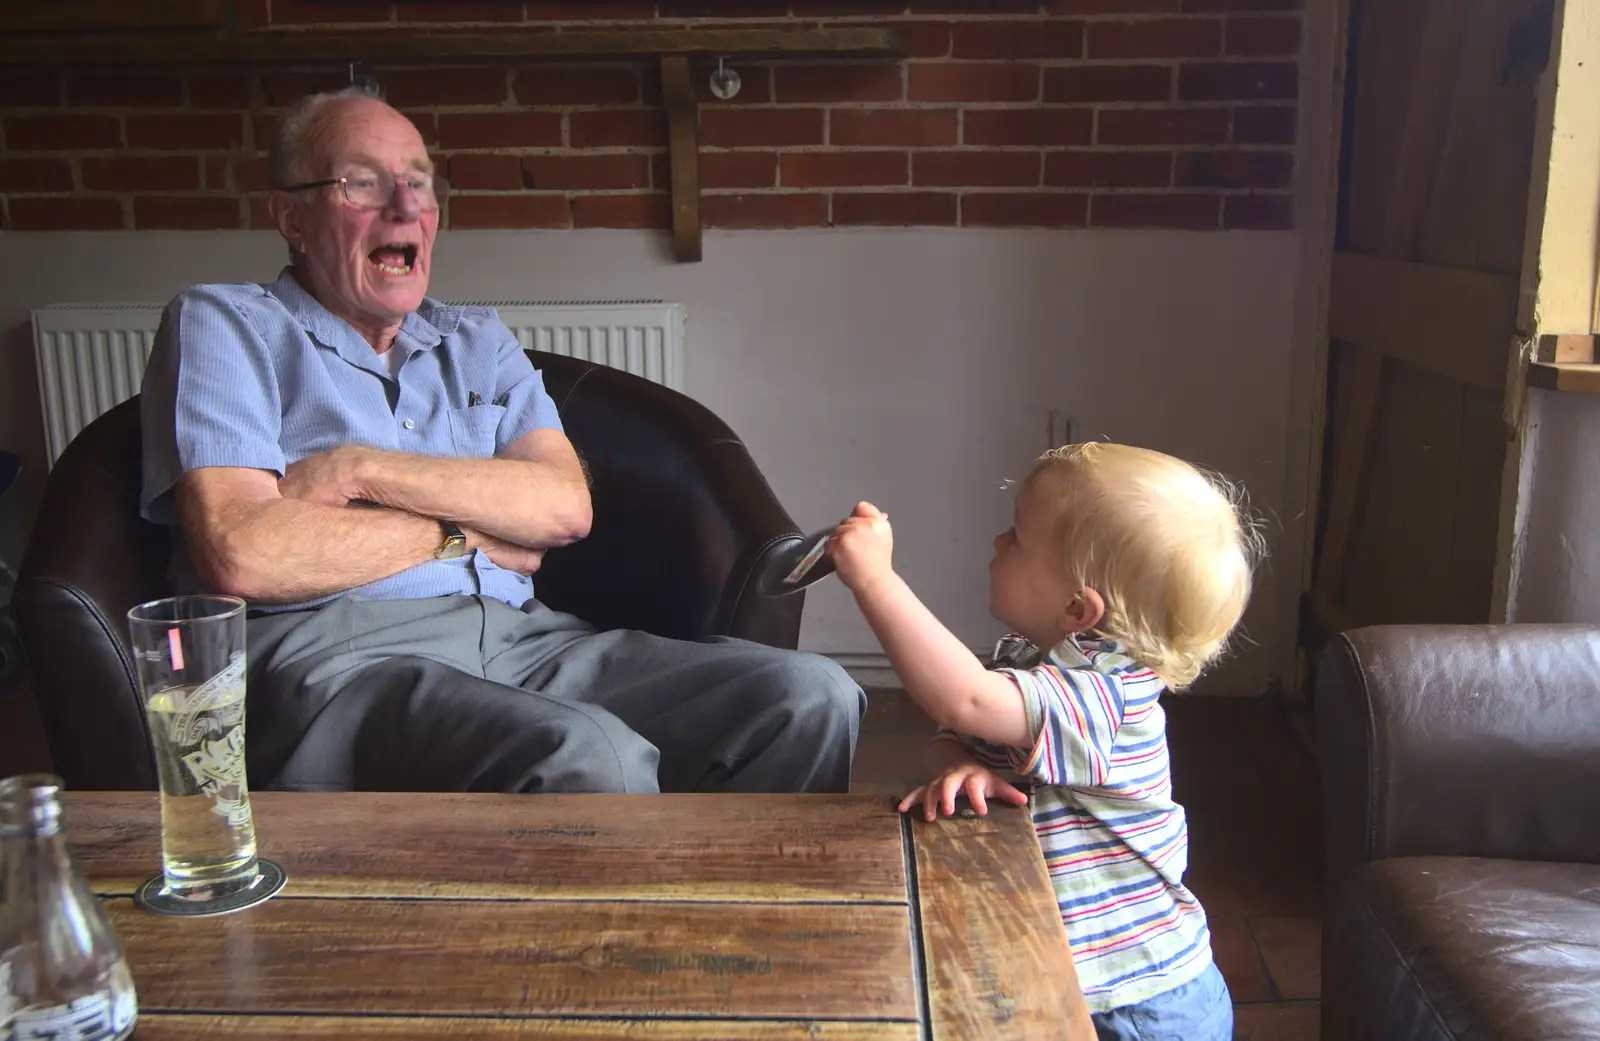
[909,807,1095,1040]
[135,1016,920,1039]
[110,897,919,1021]
[68,793,907,902]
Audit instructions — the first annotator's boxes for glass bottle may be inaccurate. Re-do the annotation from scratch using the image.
[0,774,137,1040]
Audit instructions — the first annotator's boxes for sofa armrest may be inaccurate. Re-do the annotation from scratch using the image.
[1317,625,1600,888]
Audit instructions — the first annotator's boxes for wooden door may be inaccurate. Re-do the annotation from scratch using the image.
[1302,0,1557,648]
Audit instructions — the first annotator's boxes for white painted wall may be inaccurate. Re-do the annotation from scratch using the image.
[1508,389,1600,623]
[0,227,1305,693]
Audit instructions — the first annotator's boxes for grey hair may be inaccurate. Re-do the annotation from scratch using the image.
[267,85,380,190]
[268,86,383,258]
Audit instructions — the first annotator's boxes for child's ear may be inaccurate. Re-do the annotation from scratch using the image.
[1061,587,1106,634]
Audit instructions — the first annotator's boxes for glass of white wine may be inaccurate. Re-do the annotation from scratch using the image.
[126,595,282,915]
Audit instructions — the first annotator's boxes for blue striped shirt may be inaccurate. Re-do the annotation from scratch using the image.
[139,268,564,612]
[938,634,1214,1013]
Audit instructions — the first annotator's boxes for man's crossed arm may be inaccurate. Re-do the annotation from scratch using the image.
[178,429,591,604]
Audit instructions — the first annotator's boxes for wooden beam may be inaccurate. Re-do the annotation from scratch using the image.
[0,26,908,65]
[0,0,226,32]
[1527,361,1600,392]
[1533,333,1597,363]
[659,54,701,264]
[1313,344,1387,603]
[1328,251,1518,390]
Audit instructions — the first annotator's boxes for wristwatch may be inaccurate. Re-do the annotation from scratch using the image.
[435,519,469,560]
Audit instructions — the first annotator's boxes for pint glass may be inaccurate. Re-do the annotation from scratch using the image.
[126,595,258,901]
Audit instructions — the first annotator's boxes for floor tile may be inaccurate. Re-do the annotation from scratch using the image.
[1251,918,1321,1000]
[1168,697,1322,918]
[1233,1000,1320,1041]
[1210,913,1273,1002]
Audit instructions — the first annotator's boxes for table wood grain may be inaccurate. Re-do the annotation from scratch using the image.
[63,793,1090,1040]
[912,810,1096,1039]
[133,1018,922,1039]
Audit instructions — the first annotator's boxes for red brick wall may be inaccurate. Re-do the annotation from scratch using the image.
[0,1,1300,233]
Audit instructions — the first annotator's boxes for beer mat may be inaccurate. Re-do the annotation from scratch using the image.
[134,859,286,918]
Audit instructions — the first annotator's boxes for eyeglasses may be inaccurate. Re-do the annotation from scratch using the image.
[278,169,448,212]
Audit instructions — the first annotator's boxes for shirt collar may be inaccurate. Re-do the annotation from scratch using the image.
[265,267,452,368]
[992,631,1125,671]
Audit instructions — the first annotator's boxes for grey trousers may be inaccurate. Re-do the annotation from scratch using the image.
[243,595,864,795]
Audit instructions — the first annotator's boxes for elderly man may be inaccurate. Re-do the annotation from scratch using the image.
[139,88,863,794]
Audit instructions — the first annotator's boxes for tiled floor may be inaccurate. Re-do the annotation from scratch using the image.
[0,666,1321,1039]
[855,688,1323,1040]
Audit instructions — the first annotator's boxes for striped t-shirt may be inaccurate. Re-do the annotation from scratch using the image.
[937,633,1213,1013]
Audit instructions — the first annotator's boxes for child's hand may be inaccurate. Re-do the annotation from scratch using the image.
[897,762,1029,821]
[827,501,894,593]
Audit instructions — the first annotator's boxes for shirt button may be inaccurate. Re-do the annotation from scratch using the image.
[402,419,416,430]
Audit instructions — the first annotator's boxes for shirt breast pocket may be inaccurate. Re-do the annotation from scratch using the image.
[446,404,506,458]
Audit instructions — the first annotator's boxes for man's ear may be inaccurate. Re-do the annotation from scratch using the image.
[1061,586,1106,634]
[267,192,303,253]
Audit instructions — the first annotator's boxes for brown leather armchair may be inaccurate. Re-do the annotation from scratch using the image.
[14,351,810,791]
[1317,625,1600,1041]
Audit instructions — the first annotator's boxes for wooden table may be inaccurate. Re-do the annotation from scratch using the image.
[66,793,1092,1040]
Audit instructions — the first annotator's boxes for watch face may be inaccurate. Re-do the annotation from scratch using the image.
[437,525,470,561]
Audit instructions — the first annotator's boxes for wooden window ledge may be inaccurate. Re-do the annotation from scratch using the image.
[1528,362,1600,393]
[1530,335,1600,392]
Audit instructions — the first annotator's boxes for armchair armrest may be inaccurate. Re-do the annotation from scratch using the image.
[530,352,805,648]
[15,399,166,790]
[1316,624,1600,889]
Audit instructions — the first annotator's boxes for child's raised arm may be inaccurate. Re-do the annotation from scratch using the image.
[826,502,1033,748]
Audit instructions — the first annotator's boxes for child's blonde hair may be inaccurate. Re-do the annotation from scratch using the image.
[1028,443,1261,690]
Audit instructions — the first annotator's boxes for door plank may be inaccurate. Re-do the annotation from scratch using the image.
[910,808,1094,1041]
[1328,252,1518,390]
[1342,0,1430,253]
[133,1018,919,1040]
[68,793,908,903]
[1378,0,1473,258]
[1313,343,1387,603]
[110,897,919,1020]
[1342,365,1468,623]
[1417,0,1548,274]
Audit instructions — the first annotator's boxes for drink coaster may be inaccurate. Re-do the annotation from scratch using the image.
[134,859,285,917]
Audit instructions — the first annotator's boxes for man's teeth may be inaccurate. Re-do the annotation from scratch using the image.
[373,260,411,275]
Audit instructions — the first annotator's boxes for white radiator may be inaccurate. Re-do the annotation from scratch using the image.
[29,299,686,467]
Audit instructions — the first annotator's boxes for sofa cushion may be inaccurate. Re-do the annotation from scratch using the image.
[1325,856,1600,1041]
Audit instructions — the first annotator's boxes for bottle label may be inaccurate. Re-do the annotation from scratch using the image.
[3,990,136,1040]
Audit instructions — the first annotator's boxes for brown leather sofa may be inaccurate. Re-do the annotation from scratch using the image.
[14,351,810,792]
[1317,625,1600,1041]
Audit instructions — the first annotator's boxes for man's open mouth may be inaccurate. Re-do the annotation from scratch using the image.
[369,243,418,276]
